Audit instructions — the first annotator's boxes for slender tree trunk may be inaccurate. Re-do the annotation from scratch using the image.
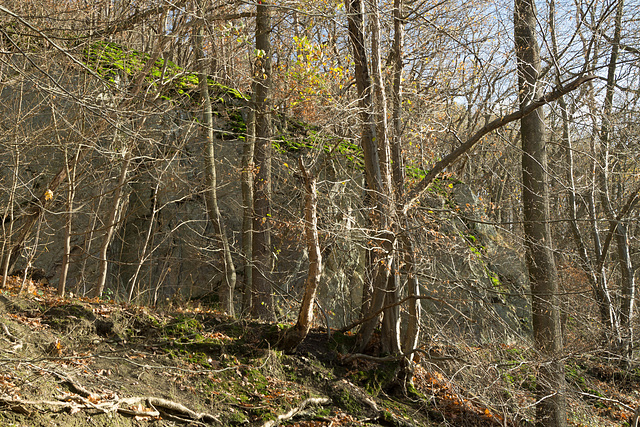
[242,88,256,314]
[59,146,80,296]
[347,0,390,353]
[94,149,131,298]
[126,183,159,303]
[600,0,632,355]
[389,0,420,361]
[515,0,567,425]
[549,0,616,343]
[251,1,275,320]
[369,0,400,356]
[1,150,18,289]
[195,7,237,316]
[281,159,322,351]
[616,220,635,356]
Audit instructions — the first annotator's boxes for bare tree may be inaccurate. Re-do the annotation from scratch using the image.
[194,1,237,316]
[251,0,275,320]
[515,0,567,424]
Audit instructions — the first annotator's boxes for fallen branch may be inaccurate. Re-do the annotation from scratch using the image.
[261,397,331,427]
[342,347,468,364]
[148,397,220,424]
[0,394,217,423]
[0,322,22,351]
[577,391,634,412]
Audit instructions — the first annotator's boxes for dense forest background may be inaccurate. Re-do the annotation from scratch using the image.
[0,0,639,425]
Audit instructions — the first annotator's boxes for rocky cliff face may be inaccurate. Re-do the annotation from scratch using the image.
[0,46,530,342]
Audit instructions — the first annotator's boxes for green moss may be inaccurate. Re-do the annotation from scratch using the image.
[164,315,203,338]
[83,41,248,102]
[333,388,361,414]
[352,362,397,396]
[486,269,503,291]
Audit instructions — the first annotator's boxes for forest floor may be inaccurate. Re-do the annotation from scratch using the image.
[0,277,637,427]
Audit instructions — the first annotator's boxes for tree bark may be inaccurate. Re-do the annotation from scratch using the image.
[281,159,322,351]
[347,0,387,351]
[194,6,237,316]
[515,0,567,425]
[600,0,633,355]
[241,88,256,314]
[251,0,275,321]
[94,150,131,298]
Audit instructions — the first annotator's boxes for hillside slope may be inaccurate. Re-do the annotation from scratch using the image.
[0,279,637,427]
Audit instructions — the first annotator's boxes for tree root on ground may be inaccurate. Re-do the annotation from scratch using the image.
[0,394,221,424]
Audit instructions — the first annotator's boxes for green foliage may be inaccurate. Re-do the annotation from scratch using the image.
[228,111,247,139]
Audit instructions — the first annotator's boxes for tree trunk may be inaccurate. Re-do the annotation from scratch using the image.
[549,0,617,344]
[58,146,80,296]
[281,159,322,351]
[616,220,635,356]
[601,0,632,355]
[346,0,382,198]
[391,0,406,200]
[94,150,131,298]
[515,0,567,425]
[195,7,237,316]
[347,0,393,353]
[241,88,256,314]
[251,1,275,321]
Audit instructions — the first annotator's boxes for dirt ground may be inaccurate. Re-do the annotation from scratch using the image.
[0,278,636,427]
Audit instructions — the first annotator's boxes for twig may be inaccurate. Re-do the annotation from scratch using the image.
[577,391,634,412]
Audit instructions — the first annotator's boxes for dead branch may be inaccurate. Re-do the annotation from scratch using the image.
[342,347,467,364]
[261,397,331,427]
[147,397,220,424]
[0,322,22,351]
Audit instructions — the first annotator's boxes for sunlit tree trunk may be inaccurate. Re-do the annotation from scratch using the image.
[347,0,389,353]
[194,5,237,316]
[282,159,322,351]
[251,0,275,320]
[59,146,80,296]
[515,0,567,424]
[241,87,256,314]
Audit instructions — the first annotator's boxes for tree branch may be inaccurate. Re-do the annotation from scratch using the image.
[339,293,472,334]
[402,73,597,215]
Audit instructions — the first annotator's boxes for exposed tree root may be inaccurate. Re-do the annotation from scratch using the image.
[0,392,220,424]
